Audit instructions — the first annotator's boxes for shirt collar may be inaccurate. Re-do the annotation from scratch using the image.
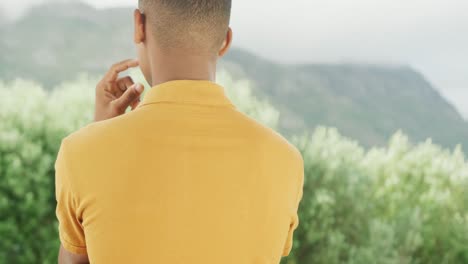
[137,80,235,109]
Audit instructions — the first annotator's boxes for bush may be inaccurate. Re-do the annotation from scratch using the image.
[283,129,468,264]
[0,77,95,263]
[1,73,467,264]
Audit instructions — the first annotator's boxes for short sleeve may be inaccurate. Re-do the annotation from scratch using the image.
[282,156,305,257]
[55,139,87,255]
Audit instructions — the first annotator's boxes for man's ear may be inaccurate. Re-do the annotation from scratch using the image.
[134,9,146,44]
[218,27,233,57]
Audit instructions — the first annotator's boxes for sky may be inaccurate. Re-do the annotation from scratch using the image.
[2,0,467,119]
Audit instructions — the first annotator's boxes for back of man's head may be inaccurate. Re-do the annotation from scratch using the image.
[138,0,232,53]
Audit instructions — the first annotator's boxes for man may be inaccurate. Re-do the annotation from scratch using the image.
[55,0,304,263]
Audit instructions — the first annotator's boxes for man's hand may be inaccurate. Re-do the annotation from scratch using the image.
[94,59,145,122]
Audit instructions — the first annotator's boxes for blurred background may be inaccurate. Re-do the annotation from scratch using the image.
[0,0,467,263]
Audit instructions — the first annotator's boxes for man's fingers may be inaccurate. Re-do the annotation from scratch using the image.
[112,83,144,112]
[130,97,141,111]
[118,76,134,91]
[115,76,134,97]
[104,59,139,82]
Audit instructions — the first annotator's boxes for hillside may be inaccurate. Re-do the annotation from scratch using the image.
[0,2,466,149]
[221,50,468,147]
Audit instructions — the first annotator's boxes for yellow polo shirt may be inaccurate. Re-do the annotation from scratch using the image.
[55,80,304,263]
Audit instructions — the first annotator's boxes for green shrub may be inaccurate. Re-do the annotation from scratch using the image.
[0,77,94,263]
[282,129,468,264]
[1,73,467,264]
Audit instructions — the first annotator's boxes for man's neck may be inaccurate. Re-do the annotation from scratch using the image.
[149,49,218,87]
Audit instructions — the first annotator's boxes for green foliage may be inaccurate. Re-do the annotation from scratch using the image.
[0,78,93,263]
[1,74,468,264]
[281,128,468,264]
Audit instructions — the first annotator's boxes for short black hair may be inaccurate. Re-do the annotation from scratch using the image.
[138,0,232,52]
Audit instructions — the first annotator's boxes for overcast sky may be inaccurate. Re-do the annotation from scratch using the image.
[2,0,467,119]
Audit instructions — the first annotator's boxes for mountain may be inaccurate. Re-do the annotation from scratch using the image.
[221,50,468,148]
[0,2,134,85]
[1,2,467,149]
